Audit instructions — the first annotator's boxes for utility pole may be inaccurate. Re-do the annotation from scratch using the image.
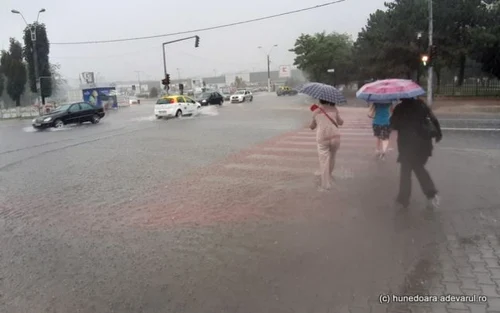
[11,8,46,110]
[135,71,142,93]
[258,45,278,92]
[267,55,271,92]
[427,0,433,106]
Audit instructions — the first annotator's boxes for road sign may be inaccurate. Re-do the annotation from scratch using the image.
[279,65,291,78]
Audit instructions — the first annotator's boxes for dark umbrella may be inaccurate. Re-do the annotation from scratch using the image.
[299,82,347,104]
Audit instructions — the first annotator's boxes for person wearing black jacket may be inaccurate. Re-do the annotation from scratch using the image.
[390,98,442,209]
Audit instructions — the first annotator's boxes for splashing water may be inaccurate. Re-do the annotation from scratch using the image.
[194,105,219,117]
[22,127,38,133]
[130,106,220,122]
[130,115,157,122]
[23,125,73,132]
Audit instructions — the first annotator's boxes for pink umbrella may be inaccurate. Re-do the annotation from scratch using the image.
[356,79,425,102]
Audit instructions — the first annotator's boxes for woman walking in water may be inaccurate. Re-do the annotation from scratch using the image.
[368,102,393,160]
[310,99,344,191]
[390,97,442,209]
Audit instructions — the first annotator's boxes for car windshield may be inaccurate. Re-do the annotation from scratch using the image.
[156,98,174,104]
[235,91,245,95]
[199,93,211,99]
[52,104,72,112]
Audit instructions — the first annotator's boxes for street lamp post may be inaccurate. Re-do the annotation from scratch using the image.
[11,8,46,110]
[258,45,278,92]
[427,0,434,106]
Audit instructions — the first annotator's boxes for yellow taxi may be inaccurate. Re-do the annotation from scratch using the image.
[154,95,201,119]
[276,86,298,96]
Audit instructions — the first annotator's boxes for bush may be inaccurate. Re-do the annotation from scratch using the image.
[149,87,159,98]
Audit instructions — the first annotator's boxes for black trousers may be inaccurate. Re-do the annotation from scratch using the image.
[397,156,437,206]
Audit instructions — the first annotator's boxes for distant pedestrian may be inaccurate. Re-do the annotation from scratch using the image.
[368,102,394,160]
[310,99,344,191]
[390,98,442,209]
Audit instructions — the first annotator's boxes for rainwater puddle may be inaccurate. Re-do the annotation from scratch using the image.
[130,115,157,122]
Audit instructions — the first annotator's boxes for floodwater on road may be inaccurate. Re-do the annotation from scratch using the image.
[1,94,500,312]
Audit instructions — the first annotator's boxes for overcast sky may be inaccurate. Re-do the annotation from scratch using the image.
[1,0,387,82]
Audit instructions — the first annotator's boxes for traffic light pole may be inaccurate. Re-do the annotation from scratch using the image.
[427,0,433,106]
[162,35,199,91]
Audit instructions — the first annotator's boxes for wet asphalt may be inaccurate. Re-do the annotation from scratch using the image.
[0,93,499,312]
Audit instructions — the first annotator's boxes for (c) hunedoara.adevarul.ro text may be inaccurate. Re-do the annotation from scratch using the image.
[379,294,488,304]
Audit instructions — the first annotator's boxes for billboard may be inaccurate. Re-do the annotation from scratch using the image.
[279,65,291,78]
[80,72,95,84]
[82,87,118,109]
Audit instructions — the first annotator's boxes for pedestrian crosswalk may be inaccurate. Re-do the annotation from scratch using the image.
[131,111,390,227]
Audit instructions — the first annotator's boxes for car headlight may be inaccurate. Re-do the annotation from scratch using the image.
[43,117,52,122]
[202,100,207,102]
[32,119,36,123]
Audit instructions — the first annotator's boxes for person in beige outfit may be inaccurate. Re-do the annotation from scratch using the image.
[309,99,344,190]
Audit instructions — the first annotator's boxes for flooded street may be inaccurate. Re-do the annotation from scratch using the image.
[0,94,499,312]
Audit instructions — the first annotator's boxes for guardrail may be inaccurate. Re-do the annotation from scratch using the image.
[0,107,40,119]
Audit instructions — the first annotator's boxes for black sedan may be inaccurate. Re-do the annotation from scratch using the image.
[32,102,105,129]
[196,92,224,106]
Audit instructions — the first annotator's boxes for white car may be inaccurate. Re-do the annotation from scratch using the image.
[230,90,253,103]
[129,97,139,105]
[154,95,201,119]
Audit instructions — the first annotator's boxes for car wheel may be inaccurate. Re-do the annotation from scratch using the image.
[175,110,182,118]
[91,114,100,124]
[219,100,223,106]
[156,115,162,119]
[53,119,64,128]
[250,96,253,102]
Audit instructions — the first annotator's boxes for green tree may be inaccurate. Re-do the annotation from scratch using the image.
[149,87,159,98]
[234,76,245,88]
[354,0,428,81]
[469,3,500,79]
[432,0,486,86]
[23,22,52,104]
[0,62,4,99]
[289,32,355,86]
[2,39,27,108]
[354,10,393,80]
[49,63,66,98]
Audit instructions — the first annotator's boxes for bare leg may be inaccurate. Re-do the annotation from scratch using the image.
[381,139,389,153]
[329,139,340,178]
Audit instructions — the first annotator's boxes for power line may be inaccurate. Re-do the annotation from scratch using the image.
[51,0,347,45]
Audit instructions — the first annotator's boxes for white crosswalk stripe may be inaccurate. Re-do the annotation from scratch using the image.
[192,116,381,190]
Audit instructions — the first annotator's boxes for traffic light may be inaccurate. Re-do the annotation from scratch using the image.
[161,74,171,86]
[179,83,184,95]
[421,55,429,66]
[195,35,200,48]
[132,85,136,91]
